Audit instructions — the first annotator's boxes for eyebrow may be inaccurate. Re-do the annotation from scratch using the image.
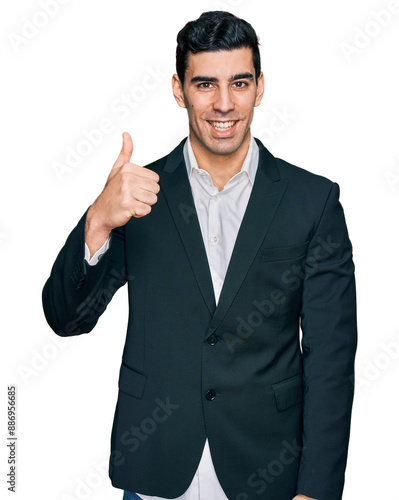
[190,72,254,84]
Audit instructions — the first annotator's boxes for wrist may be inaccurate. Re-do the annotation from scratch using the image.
[85,204,112,257]
[85,204,112,239]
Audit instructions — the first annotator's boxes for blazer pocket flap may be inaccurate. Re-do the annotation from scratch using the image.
[261,241,309,262]
[272,373,303,411]
[118,362,147,400]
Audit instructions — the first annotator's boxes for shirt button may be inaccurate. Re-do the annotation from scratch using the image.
[205,390,216,401]
[207,335,218,346]
[213,236,218,243]
[213,195,219,201]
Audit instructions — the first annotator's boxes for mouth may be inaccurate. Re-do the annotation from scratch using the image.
[207,120,238,131]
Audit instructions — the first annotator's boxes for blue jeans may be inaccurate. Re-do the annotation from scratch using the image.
[123,491,143,500]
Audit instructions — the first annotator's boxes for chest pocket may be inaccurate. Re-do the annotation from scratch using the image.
[260,241,309,263]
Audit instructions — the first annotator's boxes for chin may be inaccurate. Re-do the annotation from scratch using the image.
[208,136,246,156]
[213,144,241,156]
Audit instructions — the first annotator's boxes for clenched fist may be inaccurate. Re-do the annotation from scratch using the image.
[85,132,160,257]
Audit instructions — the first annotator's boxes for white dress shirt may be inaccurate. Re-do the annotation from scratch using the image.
[84,134,259,499]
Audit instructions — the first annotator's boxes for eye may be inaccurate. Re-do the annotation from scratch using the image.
[233,81,248,88]
[198,82,213,89]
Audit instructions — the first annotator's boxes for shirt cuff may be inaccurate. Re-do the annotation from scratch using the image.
[84,236,110,266]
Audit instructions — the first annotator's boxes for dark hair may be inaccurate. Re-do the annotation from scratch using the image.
[176,11,261,87]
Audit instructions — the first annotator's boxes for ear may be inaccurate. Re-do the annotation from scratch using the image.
[254,71,265,107]
[172,74,186,109]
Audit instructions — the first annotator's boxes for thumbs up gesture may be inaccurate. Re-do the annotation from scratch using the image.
[85,132,160,255]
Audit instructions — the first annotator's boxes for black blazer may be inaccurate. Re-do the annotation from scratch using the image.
[42,137,357,500]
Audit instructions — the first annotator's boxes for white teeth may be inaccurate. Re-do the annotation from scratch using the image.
[209,120,237,131]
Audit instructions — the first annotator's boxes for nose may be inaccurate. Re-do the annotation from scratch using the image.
[213,84,235,114]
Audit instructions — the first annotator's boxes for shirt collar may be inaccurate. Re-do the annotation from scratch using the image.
[183,132,259,186]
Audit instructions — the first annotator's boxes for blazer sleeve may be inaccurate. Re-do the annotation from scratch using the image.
[296,182,357,500]
[42,207,127,336]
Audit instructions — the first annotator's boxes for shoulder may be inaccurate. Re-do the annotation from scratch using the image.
[276,157,334,190]
[276,157,342,212]
[274,156,340,220]
[275,158,340,215]
[255,137,336,196]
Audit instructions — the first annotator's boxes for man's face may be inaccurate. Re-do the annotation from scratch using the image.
[172,47,264,157]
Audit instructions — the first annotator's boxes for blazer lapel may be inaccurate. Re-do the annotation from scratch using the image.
[160,137,288,335]
[207,138,288,336]
[161,139,217,317]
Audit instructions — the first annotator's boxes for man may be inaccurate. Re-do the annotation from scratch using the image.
[42,11,357,500]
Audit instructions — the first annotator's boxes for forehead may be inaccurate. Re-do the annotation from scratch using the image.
[185,47,254,79]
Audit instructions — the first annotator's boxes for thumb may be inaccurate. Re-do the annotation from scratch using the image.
[111,132,133,171]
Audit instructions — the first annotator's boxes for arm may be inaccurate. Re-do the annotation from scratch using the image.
[296,182,357,500]
[42,210,126,336]
[42,132,160,337]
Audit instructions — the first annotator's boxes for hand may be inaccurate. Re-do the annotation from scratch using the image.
[90,131,160,229]
[292,495,317,500]
[85,132,160,254]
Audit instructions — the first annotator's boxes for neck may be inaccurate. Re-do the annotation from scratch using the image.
[189,132,251,192]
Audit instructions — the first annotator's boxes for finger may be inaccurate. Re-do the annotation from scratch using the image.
[125,174,160,194]
[131,188,158,206]
[129,200,153,218]
[120,163,160,183]
[135,167,160,184]
[112,132,134,171]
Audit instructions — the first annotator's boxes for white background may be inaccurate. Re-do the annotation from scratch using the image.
[1,0,399,499]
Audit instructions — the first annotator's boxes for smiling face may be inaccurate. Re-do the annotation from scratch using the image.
[172,47,264,158]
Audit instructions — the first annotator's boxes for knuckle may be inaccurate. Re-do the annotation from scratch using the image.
[146,169,159,182]
[120,182,130,195]
[142,204,151,216]
[131,163,144,173]
[120,170,131,182]
[120,198,129,210]
[133,204,151,218]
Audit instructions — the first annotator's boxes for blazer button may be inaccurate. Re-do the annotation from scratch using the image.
[74,279,84,291]
[207,334,218,346]
[205,389,216,401]
[73,271,86,291]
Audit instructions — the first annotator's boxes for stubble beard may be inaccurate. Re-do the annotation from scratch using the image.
[189,121,251,157]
